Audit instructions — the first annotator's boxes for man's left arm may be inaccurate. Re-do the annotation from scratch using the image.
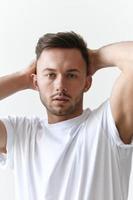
[89,42,133,144]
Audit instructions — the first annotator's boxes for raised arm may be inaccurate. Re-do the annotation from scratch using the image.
[0,61,36,100]
[89,42,133,144]
[0,61,36,153]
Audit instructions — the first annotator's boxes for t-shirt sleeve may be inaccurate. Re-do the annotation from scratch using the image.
[0,116,41,170]
[0,116,17,170]
[102,99,133,148]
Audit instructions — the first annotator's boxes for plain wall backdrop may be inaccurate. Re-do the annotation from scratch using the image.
[0,0,132,199]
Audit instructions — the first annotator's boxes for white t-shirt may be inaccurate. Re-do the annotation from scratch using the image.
[0,100,133,200]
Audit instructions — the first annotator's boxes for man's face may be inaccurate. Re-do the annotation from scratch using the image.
[34,48,92,123]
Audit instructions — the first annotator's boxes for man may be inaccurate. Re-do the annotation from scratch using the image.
[0,31,133,200]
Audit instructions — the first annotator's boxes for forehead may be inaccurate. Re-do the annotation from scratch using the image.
[37,48,86,72]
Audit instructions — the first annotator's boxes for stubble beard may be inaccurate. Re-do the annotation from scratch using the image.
[39,93,83,117]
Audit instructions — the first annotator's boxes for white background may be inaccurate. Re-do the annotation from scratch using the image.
[0,0,133,199]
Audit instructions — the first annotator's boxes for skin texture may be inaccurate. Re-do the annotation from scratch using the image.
[32,48,92,123]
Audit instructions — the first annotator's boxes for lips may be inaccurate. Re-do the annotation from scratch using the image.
[53,96,69,101]
[51,92,71,102]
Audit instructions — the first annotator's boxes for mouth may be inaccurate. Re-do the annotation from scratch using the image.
[52,94,70,104]
[52,92,71,100]
[52,97,69,102]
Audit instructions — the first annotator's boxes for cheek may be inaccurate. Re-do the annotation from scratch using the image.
[71,79,86,90]
[69,85,84,97]
[38,80,54,96]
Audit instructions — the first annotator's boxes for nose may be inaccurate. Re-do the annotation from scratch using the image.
[55,75,68,92]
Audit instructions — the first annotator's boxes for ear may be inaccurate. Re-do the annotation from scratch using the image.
[31,74,39,91]
[83,75,92,93]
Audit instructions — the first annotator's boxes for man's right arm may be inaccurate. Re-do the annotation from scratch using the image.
[0,61,36,153]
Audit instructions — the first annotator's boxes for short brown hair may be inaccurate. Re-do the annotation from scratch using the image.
[35,31,89,72]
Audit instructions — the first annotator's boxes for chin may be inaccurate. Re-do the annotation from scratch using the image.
[48,106,75,116]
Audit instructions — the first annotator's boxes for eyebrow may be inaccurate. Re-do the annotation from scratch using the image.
[42,68,80,73]
[42,68,56,72]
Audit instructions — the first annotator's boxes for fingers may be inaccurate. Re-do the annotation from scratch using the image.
[29,59,37,74]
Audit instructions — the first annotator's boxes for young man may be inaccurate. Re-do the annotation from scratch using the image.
[0,32,133,200]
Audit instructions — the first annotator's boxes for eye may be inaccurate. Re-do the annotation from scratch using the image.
[67,73,78,79]
[46,73,56,79]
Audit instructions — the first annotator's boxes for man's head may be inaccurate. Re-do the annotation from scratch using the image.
[33,31,92,123]
[36,31,89,73]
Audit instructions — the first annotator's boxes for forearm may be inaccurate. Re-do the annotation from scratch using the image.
[0,71,28,100]
[0,61,36,100]
[95,41,133,72]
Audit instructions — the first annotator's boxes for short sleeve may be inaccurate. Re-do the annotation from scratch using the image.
[0,116,16,169]
[102,100,133,149]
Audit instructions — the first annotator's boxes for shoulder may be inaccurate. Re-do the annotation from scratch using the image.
[85,99,109,123]
[82,100,109,136]
[0,115,45,134]
[84,100,115,141]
